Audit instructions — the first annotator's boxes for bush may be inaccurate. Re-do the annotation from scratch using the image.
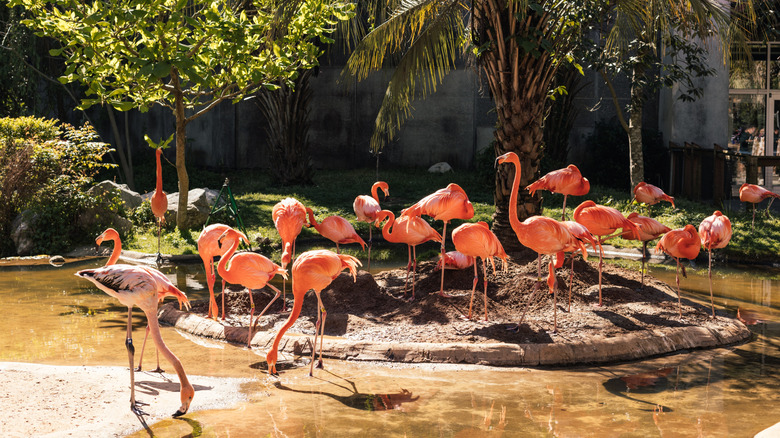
[0,117,118,256]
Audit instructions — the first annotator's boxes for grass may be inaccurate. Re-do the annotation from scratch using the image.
[124,166,780,264]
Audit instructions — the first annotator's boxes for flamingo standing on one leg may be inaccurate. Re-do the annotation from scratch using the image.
[306,208,366,254]
[75,264,194,417]
[197,224,240,319]
[655,224,701,318]
[353,181,390,271]
[435,251,475,271]
[265,249,360,376]
[374,209,442,300]
[633,182,675,208]
[273,198,308,311]
[451,222,508,321]
[95,228,190,372]
[618,213,671,289]
[496,152,586,332]
[559,221,597,312]
[216,228,288,347]
[526,164,590,220]
[401,183,474,297]
[739,183,780,230]
[698,211,732,318]
[151,148,168,263]
[573,200,640,306]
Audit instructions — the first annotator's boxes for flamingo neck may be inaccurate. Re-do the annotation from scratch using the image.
[155,149,163,193]
[505,157,524,237]
[306,209,321,231]
[143,307,193,409]
[371,183,381,202]
[379,212,398,242]
[106,236,121,266]
[269,291,304,358]
[216,236,240,284]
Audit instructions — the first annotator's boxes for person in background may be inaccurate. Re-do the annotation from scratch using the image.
[739,126,757,154]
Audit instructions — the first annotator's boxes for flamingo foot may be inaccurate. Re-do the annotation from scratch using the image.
[437,291,453,298]
[316,359,324,369]
[131,400,148,417]
[150,366,164,374]
[505,323,521,332]
[134,365,142,372]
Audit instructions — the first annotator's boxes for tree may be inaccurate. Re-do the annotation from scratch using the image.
[344,0,590,251]
[11,0,352,229]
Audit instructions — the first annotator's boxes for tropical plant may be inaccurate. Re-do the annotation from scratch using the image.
[10,0,353,229]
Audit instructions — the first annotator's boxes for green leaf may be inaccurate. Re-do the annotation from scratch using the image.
[152,62,171,79]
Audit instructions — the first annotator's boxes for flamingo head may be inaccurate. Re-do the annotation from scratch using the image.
[373,210,393,227]
[265,349,279,376]
[95,228,119,246]
[172,386,194,418]
[374,181,390,198]
[217,228,247,249]
[495,151,519,167]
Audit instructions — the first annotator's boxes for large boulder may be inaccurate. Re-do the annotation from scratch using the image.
[10,211,36,256]
[88,180,142,211]
[159,188,219,229]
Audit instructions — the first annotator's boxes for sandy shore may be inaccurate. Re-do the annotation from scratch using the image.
[0,362,250,437]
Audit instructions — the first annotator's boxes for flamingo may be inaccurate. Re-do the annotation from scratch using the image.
[633,182,675,208]
[96,228,190,372]
[699,211,732,317]
[655,224,701,318]
[401,183,474,297]
[353,181,390,271]
[435,250,475,271]
[151,148,168,263]
[739,183,780,230]
[451,221,508,321]
[374,209,442,300]
[526,164,590,220]
[216,228,288,347]
[559,221,597,312]
[75,264,193,417]
[573,200,640,306]
[197,224,240,319]
[273,198,308,311]
[306,208,366,254]
[496,152,586,331]
[619,213,671,289]
[265,249,360,376]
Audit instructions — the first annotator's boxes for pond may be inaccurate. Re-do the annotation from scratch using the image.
[0,258,777,437]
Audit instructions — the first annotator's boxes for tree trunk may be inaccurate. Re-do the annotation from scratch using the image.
[171,68,189,230]
[106,106,135,190]
[628,64,646,190]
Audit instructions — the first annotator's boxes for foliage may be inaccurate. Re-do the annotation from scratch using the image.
[0,2,38,116]
[0,117,117,256]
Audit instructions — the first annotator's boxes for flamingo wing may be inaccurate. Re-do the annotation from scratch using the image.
[699,212,732,250]
[402,183,474,221]
[76,265,158,309]
[320,216,366,249]
[354,195,381,222]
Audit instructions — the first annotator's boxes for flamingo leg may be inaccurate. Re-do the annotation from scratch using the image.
[708,248,715,318]
[281,278,288,313]
[310,292,327,375]
[568,255,574,312]
[403,245,412,297]
[597,237,604,306]
[549,259,558,332]
[482,258,489,322]
[561,195,568,221]
[125,307,144,415]
[156,219,163,265]
[206,259,217,319]
[768,197,776,217]
[252,284,284,332]
[640,241,648,289]
[515,254,543,329]
[135,324,150,372]
[220,279,227,320]
[367,227,372,272]
[247,288,256,347]
[411,246,418,301]
[438,221,452,297]
[467,262,478,319]
[675,257,682,318]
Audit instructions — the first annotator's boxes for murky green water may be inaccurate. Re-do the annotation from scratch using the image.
[0,258,777,436]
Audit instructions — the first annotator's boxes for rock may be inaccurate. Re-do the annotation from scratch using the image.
[87,180,142,210]
[162,188,220,229]
[77,208,133,235]
[10,211,36,256]
[428,162,453,173]
[49,255,65,267]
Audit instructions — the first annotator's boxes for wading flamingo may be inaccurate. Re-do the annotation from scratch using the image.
[306,208,366,254]
[75,265,193,417]
[197,224,240,319]
[435,250,475,271]
[401,183,474,297]
[375,209,442,300]
[573,200,640,306]
[265,249,360,376]
[699,211,732,317]
[633,182,675,208]
[151,148,168,262]
[655,224,701,318]
[451,221,508,321]
[96,228,190,372]
[496,152,586,331]
[273,198,308,311]
[739,183,780,230]
[526,164,590,220]
[353,181,390,270]
[560,221,597,312]
[619,213,671,289]
[216,228,288,347]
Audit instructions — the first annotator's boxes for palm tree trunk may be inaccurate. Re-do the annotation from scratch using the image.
[628,65,645,190]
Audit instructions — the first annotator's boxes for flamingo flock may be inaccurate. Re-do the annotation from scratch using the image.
[75,148,755,417]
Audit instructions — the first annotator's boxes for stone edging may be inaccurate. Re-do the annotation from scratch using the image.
[158,305,752,367]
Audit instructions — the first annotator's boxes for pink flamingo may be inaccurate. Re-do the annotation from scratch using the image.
[375,209,442,300]
[739,183,780,229]
[633,182,675,208]
[265,249,360,376]
[273,198,308,311]
[76,264,193,417]
[402,183,474,297]
[656,225,701,318]
[306,208,366,254]
[573,200,640,306]
[353,181,389,270]
[496,152,586,331]
[451,221,508,321]
[96,228,189,372]
[216,228,288,347]
[698,211,732,317]
[526,164,590,220]
[197,224,240,319]
[435,251,475,271]
[617,212,671,289]
[559,221,597,312]
[151,148,168,261]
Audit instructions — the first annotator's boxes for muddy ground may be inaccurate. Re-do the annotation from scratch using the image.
[187,251,740,346]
